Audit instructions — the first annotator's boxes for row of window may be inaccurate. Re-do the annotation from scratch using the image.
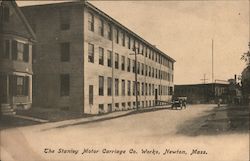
[88,43,174,82]
[88,12,174,69]
[98,100,156,113]
[98,76,173,97]
[1,39,30,62]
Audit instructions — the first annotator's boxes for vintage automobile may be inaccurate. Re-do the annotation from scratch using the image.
[171,97,187,110]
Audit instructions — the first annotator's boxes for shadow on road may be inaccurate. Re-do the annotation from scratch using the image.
[176,105,250,136]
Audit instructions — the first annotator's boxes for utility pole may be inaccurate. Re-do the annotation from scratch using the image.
[212,39,214,83]
[130,46,140,111]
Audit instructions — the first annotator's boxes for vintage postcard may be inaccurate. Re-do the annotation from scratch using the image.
[0,0,249,161]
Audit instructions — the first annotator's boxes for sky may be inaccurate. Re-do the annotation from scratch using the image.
[17,0,250,85]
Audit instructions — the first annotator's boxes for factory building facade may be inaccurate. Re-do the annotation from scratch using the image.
[21,1,175,114]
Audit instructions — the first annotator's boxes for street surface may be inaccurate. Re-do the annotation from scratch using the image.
[1,104,249,161]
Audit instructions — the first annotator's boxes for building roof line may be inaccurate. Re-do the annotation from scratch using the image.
[21,0,175,62]
[12,1,37,42]
[85,1,176,62]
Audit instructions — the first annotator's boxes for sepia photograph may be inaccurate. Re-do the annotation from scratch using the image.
[0,0,249,161]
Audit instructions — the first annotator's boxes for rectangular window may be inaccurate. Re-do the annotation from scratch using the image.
[137,82,140,96]
[127,58,131,72]
[115,103,119,110]
[99,76,104,96]
[115,78,119,96]
[98,104,104,114]
[15,76,29,96]
[107,77,112,96]
[115,53,119,69]
[88,43,94,63]
[128,102,131,109]
[107,50,112,67]
[60,42,70,62]
[132,60,135,73]
[137,62,140,74]
[127,80,131,96]
[133,81,135,96]
[145,65,148,76]
[121,56,125,70]
[149,84,151,95]
[122,102,126,110]
[149,66,151,77]
[89,85,93,105]
[108,104,112,112]
[16,42,25,61]
[107,24,112,40]
[141,63,144,75]
[152,67,154,78]
[99,47,104,65]
[142,82,144,96]
[145,83,148,96]
[122,32,125,46]
[116,28,119,44]
[98,19,104,36]
[60,74,70,96]
[128,36,130,49]
[122,79,125,96]
[88,12,94,32]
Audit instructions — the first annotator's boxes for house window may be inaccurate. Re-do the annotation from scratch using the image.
[99,47,104,65]
[99,76,104,96]
[60,9,70,30]
[115,53,119,69]
[15,76,29,96]
[137,82,140,96]
[13,41,29,62]
[107,50,112,67]
[127,80,131,96]
[60,74,70,96]
[127,102,131,109]
[121,56,125,70]
[115,78,119,96]
[98,19,104,36]
[107,24,112,40]
[145,83,148,96]
[145,65,148,76]
[107,77,112,96]
[61,42,70,62]
[32,45,36,63]
[88,12,94,31]
[88,43,94,63]
[122,79,125,96]
[122,102,126,110]
[152,67,154,78]
[89,85,94,105]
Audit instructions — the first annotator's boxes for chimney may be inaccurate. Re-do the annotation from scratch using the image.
[234,74,237,84]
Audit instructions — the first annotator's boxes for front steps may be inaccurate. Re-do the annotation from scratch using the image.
[1,104,16,115]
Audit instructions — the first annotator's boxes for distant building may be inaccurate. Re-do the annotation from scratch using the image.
[241,66,250,104]
[0,0,36,115]
[174,83,229,104]
[21,1,175,114]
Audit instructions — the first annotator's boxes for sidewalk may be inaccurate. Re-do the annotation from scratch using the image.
[31,105,172,131]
